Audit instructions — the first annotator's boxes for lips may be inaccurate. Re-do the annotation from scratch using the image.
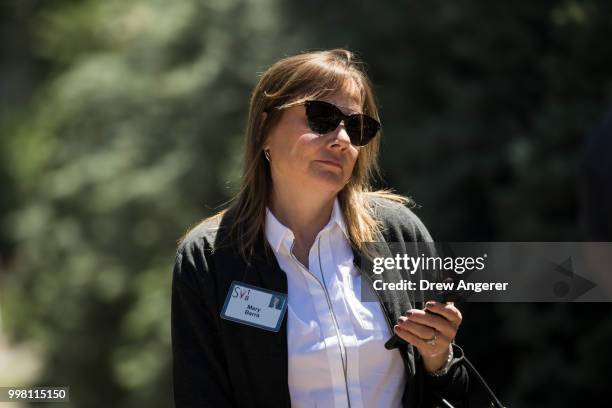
[316,160,342,169]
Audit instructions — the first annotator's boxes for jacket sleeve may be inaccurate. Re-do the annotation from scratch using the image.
[171,242,235,407]
[419,343,470,407]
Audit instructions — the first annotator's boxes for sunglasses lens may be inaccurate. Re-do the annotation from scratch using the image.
[305,101,341,134]
[346,115,380,146]
[305,100,380,146]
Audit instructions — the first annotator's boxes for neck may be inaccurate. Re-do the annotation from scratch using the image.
[269,185,337,249]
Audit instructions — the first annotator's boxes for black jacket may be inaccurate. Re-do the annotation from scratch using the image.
[171,196,469,407]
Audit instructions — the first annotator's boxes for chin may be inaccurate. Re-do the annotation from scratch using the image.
[309,171,346,193]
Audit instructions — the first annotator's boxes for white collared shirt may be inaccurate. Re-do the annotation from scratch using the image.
[265,199,406,408]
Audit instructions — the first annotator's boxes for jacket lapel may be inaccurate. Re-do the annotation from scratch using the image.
[351,233,417,376]
[250,238,289,348]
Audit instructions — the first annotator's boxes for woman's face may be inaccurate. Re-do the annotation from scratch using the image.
[263,81,361,197]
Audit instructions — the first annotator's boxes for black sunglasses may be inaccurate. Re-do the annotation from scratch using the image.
[268,100,380,146]
[303,100,380,146]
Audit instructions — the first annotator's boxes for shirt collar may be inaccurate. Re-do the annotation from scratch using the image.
[264,197,349,254]
[330,197,349,239]
[265,207,294,254]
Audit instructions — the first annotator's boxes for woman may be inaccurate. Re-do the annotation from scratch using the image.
[172,49,468,407]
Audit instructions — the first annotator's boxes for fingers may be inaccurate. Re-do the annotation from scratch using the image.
[424,300,463,326]
[395,302,463,357]
[402,309,454,339]
[396,316,436,340]
[393,322,451,357]
[401,302,462,340]
[394,325,432,350]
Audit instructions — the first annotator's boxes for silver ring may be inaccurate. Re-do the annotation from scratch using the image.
[425,334,437,346]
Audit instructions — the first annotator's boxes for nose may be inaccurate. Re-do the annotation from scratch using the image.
[329,121,351,148]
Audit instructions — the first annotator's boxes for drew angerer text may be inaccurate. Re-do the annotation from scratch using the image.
[372,279,508,293]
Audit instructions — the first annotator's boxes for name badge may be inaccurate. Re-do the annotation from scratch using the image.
[220,281,288,332]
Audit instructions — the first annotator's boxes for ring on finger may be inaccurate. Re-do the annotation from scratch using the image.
[425,333,437,346]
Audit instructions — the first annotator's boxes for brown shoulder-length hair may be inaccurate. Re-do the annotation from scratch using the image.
[184,49,411,262]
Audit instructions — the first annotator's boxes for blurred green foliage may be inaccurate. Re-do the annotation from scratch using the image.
[1,0,611,407]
